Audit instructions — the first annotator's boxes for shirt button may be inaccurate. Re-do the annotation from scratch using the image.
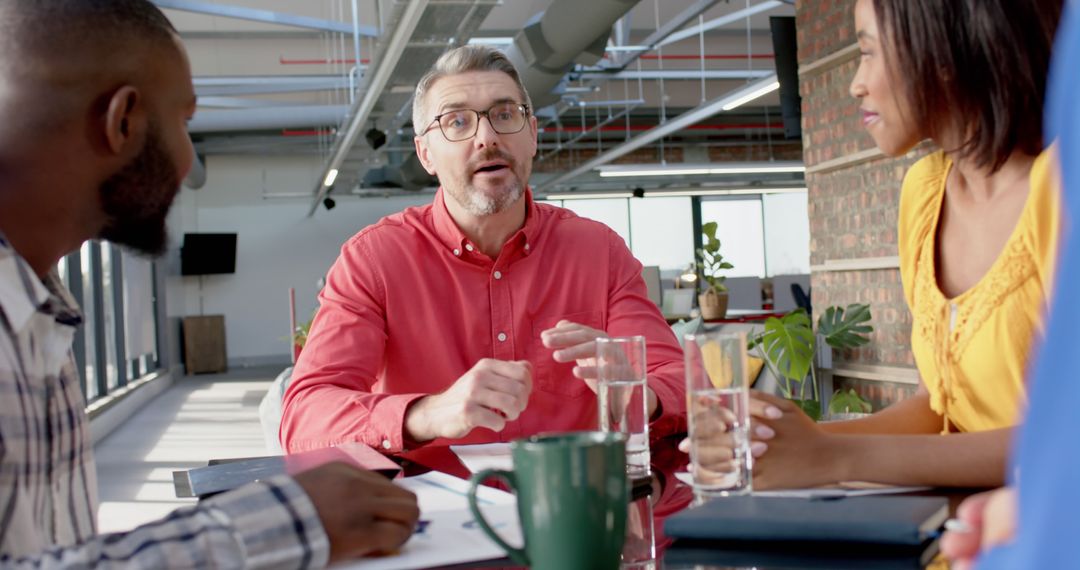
[381,439,391,450]
[465,244,474,252]
[453,248,461,256]
[524,243,531,251]
[493,271,503,280]
[497,332,507,342]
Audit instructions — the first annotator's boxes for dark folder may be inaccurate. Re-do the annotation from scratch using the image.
[173,442,402,499]
[664,495,949,546]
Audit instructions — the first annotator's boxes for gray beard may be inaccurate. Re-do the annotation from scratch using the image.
[455,179,525,216]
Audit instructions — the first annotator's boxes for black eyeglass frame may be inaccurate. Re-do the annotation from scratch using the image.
[419,103,532,142]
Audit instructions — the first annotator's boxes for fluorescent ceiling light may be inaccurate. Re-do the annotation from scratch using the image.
[544,191,634,200]
[596,162,805,178]
[721,80,780,111]
[323,168,339,187]
[543,187,806,200]
[468,36,514,45]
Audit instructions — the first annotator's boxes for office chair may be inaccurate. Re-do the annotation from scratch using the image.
[792,283,812,315]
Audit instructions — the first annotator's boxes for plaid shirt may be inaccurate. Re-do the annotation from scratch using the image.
[0,235,329,568]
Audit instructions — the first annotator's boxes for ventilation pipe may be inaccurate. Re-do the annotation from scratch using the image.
[506,0,642,109]
[186,105,349,134]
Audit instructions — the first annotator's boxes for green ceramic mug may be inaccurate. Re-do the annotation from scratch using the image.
[467,431,629,570]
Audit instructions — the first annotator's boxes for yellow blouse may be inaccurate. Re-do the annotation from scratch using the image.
[899,149,1060,433]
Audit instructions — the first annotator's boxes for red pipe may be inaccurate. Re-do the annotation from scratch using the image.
[281,129,335,137]
[543,122,782,133]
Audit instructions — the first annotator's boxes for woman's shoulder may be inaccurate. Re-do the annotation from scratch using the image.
[899,151,949,241]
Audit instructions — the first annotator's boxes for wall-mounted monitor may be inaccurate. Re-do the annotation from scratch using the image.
[181,233,237,276]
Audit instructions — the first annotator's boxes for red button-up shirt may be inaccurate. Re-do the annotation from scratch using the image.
[281,189,686,453]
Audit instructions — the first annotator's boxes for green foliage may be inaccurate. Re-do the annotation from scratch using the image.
[695,221,734,293]
[749,303,875,422]
[793,399,822,421]
[818,304,873,350]
[750,310,815,387]
[828,388,873,415]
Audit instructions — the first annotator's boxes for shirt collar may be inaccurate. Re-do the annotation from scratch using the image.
[0,234,83,332]
[431,187,540,257]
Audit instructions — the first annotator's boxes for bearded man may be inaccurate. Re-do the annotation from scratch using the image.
[281,45,686,454]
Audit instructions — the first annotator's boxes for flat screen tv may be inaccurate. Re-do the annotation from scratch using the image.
[181,233,237,276]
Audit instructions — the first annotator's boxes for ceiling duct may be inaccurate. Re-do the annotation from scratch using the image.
[506,0,643,109]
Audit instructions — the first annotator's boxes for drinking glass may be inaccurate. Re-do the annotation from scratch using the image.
[597,336,651,477]
[684,330,752,498]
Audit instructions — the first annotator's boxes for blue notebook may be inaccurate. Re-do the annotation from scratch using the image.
[664,495,948,546]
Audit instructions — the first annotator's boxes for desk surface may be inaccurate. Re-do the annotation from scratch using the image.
[393,439,953,570]
[193,439,959,569]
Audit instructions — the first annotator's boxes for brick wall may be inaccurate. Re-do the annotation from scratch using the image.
[797,0,930,406]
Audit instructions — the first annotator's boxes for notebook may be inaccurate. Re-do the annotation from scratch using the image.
[664,495,948,546]
[173,442,402,499]
[664,538,942,570]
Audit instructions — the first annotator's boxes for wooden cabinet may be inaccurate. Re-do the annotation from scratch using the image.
[182,315,227,374]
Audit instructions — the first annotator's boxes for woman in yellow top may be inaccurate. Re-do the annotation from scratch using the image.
[704,0,1065,490]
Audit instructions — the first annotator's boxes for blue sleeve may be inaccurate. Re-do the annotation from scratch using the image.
[978,2,1080,567]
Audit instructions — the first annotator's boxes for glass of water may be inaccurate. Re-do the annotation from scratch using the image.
[684,330,752,498]
[596,336,650,478]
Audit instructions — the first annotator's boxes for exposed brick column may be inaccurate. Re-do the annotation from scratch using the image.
[796,0,929,406]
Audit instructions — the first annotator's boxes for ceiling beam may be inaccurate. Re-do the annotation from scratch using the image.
[573,69,774,81]
[611,0,723,69]
[153,0,377,36]
[658,0,785,47]
[534,74,780,192]
[309,0,430,216]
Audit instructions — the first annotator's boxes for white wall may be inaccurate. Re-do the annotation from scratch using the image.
[166,155,429,366]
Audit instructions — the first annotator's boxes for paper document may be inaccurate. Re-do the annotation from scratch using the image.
[674,471,929,499]
[450,443,513,473]
[336,472,520,570]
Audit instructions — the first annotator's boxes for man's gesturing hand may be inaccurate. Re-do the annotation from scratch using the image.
[405,359,533,441]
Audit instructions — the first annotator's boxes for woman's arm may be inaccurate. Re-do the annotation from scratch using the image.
[751,392,1011,489]
[819,388,942,435]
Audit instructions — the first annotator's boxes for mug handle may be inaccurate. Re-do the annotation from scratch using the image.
[467,468,528,566]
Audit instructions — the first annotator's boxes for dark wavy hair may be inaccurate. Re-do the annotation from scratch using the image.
[873,0,1063,172]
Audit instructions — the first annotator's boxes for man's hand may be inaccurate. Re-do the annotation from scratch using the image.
[540,320,659,416]
[404,359,532,441]
[294,462,420,564]
[941,487,1017,570]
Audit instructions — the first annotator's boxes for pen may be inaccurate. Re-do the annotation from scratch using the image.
[944,518,973,533]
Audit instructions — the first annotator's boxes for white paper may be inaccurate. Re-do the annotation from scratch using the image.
[450,443,513,473]
[334,472,520,570]
[673,471,929,499]
[397,471,516,511]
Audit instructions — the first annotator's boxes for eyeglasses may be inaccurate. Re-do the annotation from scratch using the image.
[421,102,530,142]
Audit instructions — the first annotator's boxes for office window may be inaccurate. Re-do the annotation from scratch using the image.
[101,246,120,390]
[80,242,99,400]
[763,193,811,275]
[629,196,694,271]
[560,198,630,245]
[700,198,766,278]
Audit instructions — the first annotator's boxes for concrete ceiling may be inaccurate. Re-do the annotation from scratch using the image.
[163,0,803,201]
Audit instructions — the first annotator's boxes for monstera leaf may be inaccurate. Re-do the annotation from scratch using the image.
[817,303,873,350]
[754,309,815,385]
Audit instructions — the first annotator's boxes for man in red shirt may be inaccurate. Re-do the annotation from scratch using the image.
[281,45,685,453]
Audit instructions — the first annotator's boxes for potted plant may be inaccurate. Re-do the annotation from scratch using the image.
[695,221,734,320]
[748,303,874,420]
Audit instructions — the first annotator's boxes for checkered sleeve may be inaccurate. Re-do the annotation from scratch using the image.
[0,475,330,569]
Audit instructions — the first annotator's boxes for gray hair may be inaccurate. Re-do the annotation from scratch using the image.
[412,45,532,135]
